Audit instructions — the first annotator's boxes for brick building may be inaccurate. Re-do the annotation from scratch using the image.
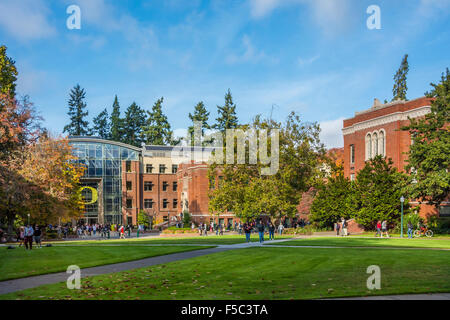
[342,96,449,217]
[69,137,231,226]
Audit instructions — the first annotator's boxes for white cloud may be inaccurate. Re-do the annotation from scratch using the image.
[249,0,283,18]
[319,117,344,149]
[297,55,320,67]
[0,0,56,41]
[226,34,278,65]
[248,0,352,35]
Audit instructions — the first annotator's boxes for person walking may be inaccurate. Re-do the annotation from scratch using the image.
[34,226,42,248]
[203,223,208,236]
[24,225,34,250]
[256,219,265,243]
[268,222,275,240]
[18,226,25,247]
[244,222,252,243]
[381,220,389,238]
[219,223,224,236]
[375,221,382,237]
[278,223,284,236]
[341,218,348,237]
[407,221,414,239]
[335,221,341,236]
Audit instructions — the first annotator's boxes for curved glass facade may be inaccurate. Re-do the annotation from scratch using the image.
[70,139,140,224]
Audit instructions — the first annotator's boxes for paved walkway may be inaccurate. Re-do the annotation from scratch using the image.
[329,293,450,300]
[0,239,291,295]
[1,237,449,299]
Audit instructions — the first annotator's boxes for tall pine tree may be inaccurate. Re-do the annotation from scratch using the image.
[123,102,146,147]
[142,97,175,145]
[401,68,450,208]
[0,45,18,97]
[188,101,210,138]
[63,84,90,136]
[109,95,124,142]
[392,54,409,101]
[213,89,238,131]
[92,108,110,139]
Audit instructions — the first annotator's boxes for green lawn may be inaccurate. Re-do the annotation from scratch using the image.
[0,245,212,281]
[265,237,450,249]
[2,247,449,300]
[49,234,293,246]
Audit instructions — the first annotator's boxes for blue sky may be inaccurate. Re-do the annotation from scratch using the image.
[0,0,449,148]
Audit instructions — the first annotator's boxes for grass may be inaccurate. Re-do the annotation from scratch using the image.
[265,236,450,249]
[1,247,449,300]
[0,245,213,281]
[48,234,293,246]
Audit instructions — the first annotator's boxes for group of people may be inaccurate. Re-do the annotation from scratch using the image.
[334,218,349,236]
[17,225,42,250]
[195,222,225,236]
[375,220,390,238]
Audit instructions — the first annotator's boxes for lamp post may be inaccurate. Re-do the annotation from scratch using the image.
[400,196,405,238]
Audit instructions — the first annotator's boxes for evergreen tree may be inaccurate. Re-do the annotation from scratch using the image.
[0,45,18,97]
[63,84,90,136]
[353,156,409,229]
[213,89,238,131]
[310,173,356,229]
[401,68,450,208]
[110,95,124,142]
[92,108,110,139]
[188,101,211,146]
[123,102,146,147]
[392,54,409,101]
[142,97,175,145]
[188,101,210,136]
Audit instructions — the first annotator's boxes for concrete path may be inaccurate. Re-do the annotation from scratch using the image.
[330,293,450,300]
[1,237,449,299]
[0,239,292,295]
[0,247,231,295]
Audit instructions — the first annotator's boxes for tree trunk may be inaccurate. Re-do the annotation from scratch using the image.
[6,212,15,243]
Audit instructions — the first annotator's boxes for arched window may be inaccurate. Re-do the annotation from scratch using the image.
[372,132,378,156]
[365,133,372,160]
[379,130,385,157]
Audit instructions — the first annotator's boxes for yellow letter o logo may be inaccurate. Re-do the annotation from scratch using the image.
[81,186,98,205]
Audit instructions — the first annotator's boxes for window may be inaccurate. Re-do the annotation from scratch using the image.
[173,182,177,192]
[159,164,166,174]
[209,176,215,190]
[126,181,132,191]
[379,130,385,157]
[173,199,178,209]
[366,133,372,160]
[126,161,131,172]
[372,132,378,156]
[162,181,169,191]
[126,198,133,209]
[350,174,355,181]
[172,164,178,174]
[146,164,153,173]
[162,199,169,209]
[439,206,450,217]
[350,145,355,164]
[144,181,154,191]
[144,199,154,209]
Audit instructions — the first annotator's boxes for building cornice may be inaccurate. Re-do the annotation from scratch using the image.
[342,106,431,136]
